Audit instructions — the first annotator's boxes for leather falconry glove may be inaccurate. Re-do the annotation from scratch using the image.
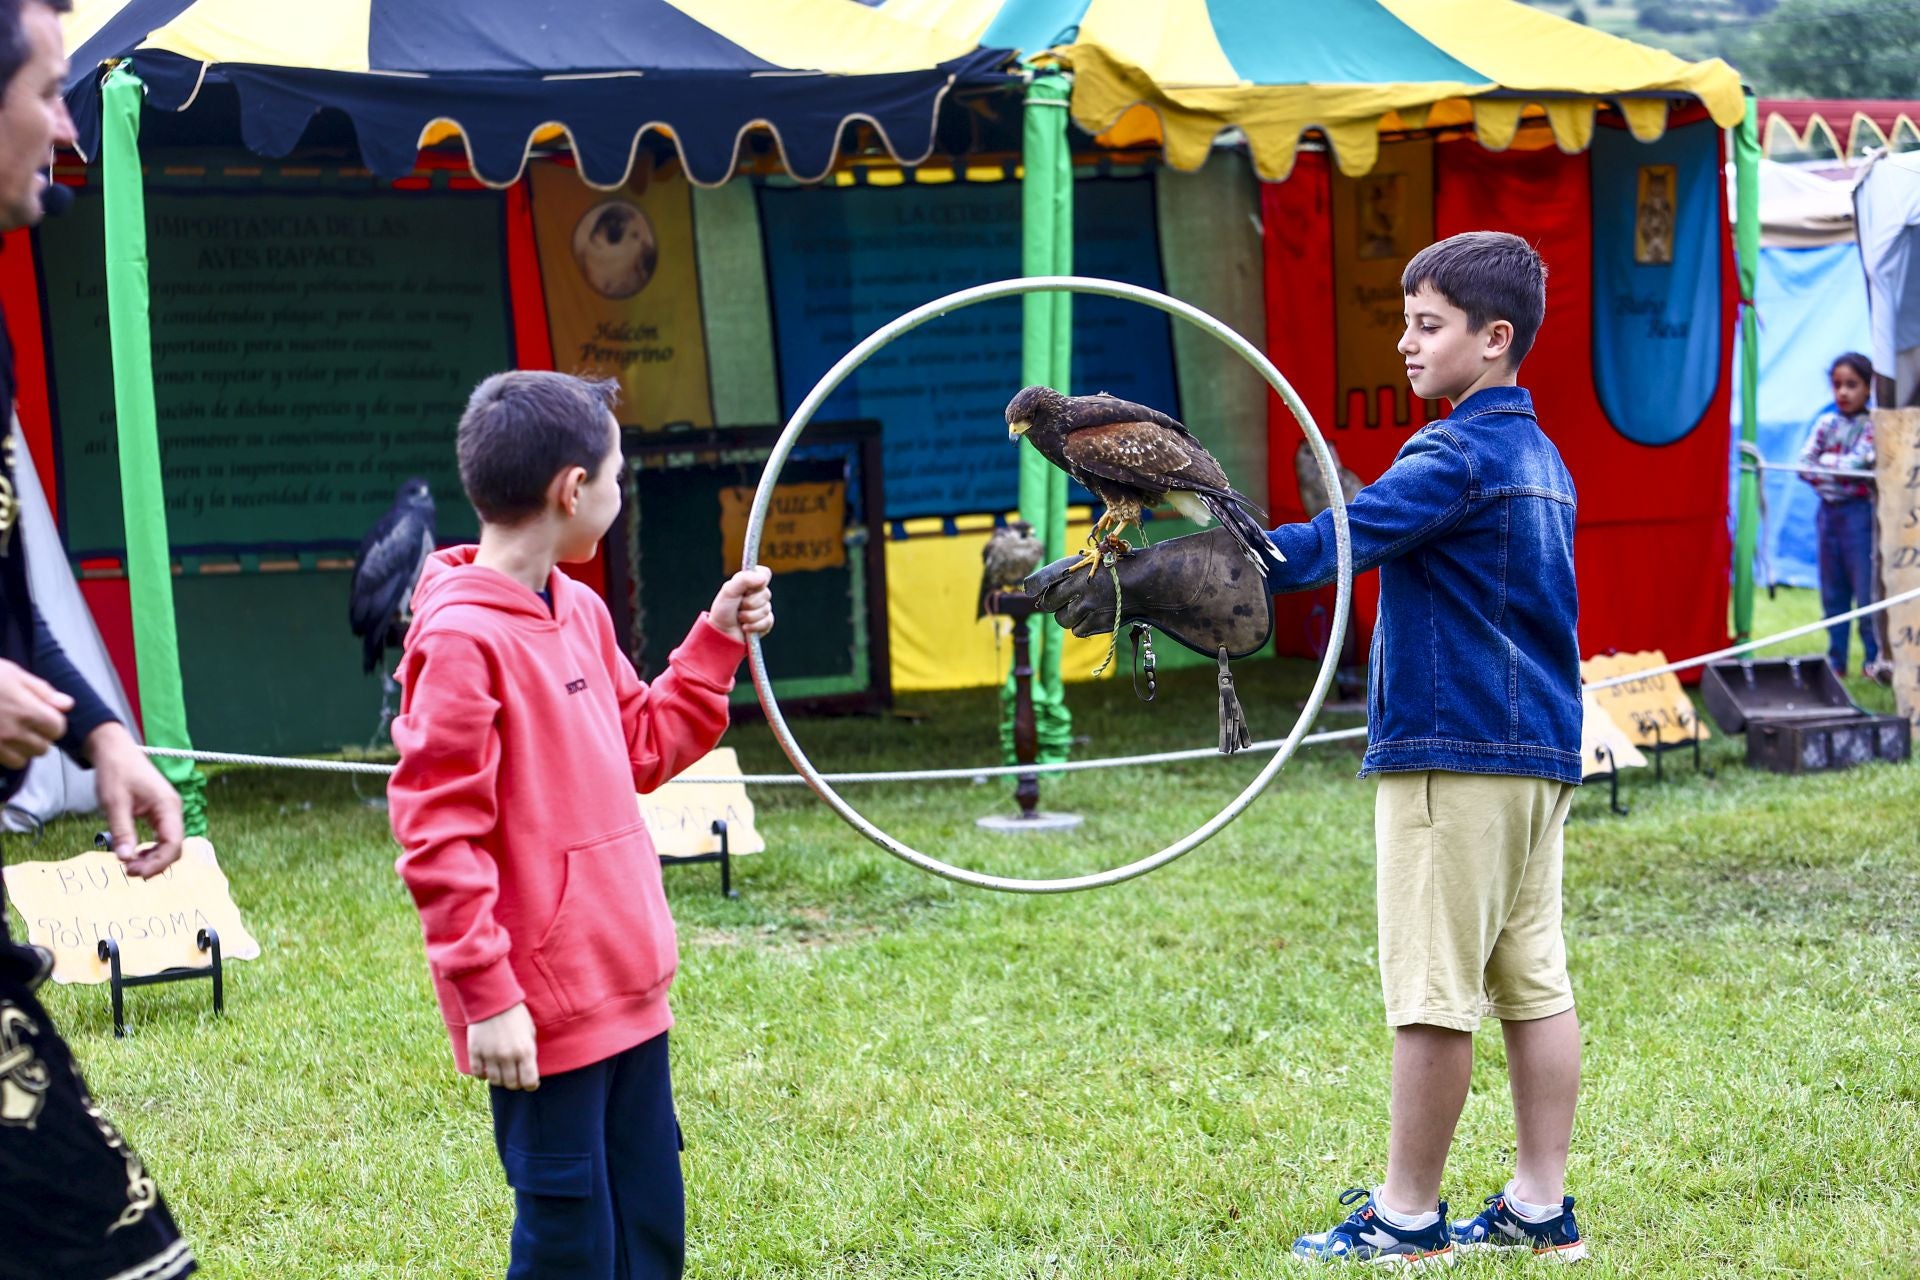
[1023,526,1274,658]
[1023,527,1274,752]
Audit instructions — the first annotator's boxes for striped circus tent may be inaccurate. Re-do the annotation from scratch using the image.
[47,0,1759,771]
[970,0,1746,178]
[59,0,1012,186]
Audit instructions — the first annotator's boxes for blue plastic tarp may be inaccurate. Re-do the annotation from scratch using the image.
[1730,242,1873,589]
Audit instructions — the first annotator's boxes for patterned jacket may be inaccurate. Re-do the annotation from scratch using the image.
[1797,409,1875,503]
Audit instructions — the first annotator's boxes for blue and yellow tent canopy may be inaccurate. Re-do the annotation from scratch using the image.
[60,0,1012,186]
[63,0,1744,186]
[967,0,1746,179]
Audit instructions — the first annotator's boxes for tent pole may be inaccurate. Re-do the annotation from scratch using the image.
[1005,70,1073,764]
[102,66,207,834]
[1732,89,1762,644]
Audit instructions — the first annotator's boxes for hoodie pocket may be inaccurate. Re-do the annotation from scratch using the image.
[531,822,679,1021]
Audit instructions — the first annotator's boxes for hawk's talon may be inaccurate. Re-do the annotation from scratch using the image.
[1065,547,1103,580]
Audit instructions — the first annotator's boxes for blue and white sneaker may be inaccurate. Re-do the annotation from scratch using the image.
[1450,1191,1586,1262]
[1292,1187,1456,1267]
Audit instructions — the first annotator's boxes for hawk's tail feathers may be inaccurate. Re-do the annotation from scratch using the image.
[1201,491,1286,569]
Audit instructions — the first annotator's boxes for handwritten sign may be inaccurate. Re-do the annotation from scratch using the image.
[1580,651,1712,748]
[1,838,260,984]
[718,482,846,574]
[1580,689,1648,777]
[638,748,764,856]
[1876,407,1920,736]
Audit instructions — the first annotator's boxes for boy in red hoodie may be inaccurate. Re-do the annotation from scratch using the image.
[388,371,772,1279]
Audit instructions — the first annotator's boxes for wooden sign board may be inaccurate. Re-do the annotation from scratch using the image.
[639,747,765,857]
[717,481,846,574]
[1876,407,1920,737]
[1580,651,1711,748]
[1580,689,1648,778]
[1,838,260,985]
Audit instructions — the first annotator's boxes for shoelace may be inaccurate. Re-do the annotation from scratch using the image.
[1332,1186,1375,1235]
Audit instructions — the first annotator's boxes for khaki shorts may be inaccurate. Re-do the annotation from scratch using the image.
[1375,770,1576,1032]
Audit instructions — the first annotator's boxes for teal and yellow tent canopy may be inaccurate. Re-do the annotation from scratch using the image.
[61,0,1013,186]
[967,0,1747,178]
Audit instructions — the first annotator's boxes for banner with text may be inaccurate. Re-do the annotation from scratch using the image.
[38,187,515,556]
[1590,120,1723,447]
[757,176,1178,518]
[1331,138,1437,430]
[531,157,712,431]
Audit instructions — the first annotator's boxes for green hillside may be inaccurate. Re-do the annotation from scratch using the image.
[1516,0,1918,99]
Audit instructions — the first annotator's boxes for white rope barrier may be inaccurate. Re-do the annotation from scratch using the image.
[1740,459,1878,481]
[140,747,395,776]
[139,584,1919,786]
[140,731,1374,786]
[1582,581,1920,690]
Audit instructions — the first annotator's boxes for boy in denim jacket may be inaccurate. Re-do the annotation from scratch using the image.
[1277,232,1587,1264]
[1030,231,1587,1264]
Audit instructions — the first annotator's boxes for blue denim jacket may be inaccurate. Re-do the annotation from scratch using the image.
[1267,386,1583,785]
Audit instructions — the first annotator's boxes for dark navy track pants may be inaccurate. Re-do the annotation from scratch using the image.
[489,1031,684,1280]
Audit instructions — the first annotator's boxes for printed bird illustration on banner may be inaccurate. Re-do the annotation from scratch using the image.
[531,155,714,432]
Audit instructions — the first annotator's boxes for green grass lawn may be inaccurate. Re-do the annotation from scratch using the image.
[9,588,1917,1277]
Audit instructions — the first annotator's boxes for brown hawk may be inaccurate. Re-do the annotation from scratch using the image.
[1004,386,1283,573]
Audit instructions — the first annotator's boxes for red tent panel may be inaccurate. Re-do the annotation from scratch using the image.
[1264,132,1733,679]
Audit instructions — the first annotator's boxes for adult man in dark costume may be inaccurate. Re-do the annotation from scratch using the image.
[0,2,195,1276]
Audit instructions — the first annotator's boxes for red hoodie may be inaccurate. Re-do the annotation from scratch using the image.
[388,547,745,1076]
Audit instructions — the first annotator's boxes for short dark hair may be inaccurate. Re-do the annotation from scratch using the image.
[0,0,72,100]
[1829,352,1874,385]
[1401,231,1548,367]
[457,371,619,525]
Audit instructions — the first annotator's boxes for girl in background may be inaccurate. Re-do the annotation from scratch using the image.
[1797,352,1880,679]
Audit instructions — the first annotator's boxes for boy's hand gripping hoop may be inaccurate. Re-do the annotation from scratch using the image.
[739,277,1354,894]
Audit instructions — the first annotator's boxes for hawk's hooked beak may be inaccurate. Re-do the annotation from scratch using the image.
[1007,420,1030,440]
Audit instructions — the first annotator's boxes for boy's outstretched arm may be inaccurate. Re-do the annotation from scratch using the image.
[1264,428,1476,594]
[389,634,524,1030]
[614,568,772,793]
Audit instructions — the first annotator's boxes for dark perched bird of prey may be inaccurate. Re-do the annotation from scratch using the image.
[349,478,436,675]
[1005,386,1283,573]
[977,519,1045,618]
[1294,439,1363,520]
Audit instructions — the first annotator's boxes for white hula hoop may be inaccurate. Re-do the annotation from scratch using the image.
[742,276,1353,893]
